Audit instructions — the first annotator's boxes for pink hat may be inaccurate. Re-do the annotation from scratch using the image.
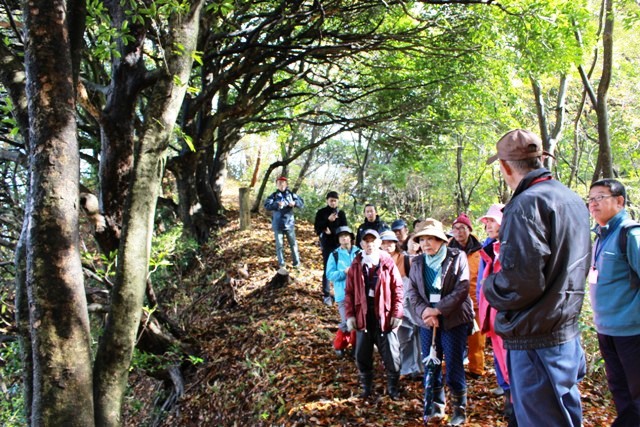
[479,204,505,226]
[452,213,473,232]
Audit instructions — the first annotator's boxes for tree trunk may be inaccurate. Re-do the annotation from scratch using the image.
[23,1,94,425]
[239,188,252,231]
[96,0,151,255]
[594,0,614,181]
[92,2,204,425]
[15,203,33,425]
[168,151,201,239]
[531,75,567,170]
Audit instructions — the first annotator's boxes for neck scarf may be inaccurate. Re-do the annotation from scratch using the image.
[424,244,447,293]
[362,250,380,268]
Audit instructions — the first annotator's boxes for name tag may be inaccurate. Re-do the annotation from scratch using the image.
[369,288,375,297]
[588,267,598,287]
[430,294,441,303]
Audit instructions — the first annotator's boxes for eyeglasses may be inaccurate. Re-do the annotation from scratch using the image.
[586,194,615,204]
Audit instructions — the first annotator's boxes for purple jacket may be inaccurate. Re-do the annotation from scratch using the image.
[407,247,474,331]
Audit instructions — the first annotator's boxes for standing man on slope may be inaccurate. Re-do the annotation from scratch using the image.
[482,129,591,427]
[314,191,348,305]
[587,179,640,427]
[263,176,304,269]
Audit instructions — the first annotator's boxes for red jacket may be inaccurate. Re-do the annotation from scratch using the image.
[344,251,404,332]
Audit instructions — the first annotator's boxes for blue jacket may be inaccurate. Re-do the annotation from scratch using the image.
[263,189,304,231]
[325,246,361,303]
[591,209,640,336]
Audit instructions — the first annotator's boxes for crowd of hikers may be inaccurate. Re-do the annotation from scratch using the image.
[265,129,640,427]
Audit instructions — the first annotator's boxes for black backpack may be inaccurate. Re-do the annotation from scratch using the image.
[618,220,640,288]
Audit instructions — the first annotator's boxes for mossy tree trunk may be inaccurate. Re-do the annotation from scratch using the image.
[92,1,204,425]
[22,0,94,425]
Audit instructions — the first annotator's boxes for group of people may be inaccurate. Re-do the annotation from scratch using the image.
[263,129,639,427]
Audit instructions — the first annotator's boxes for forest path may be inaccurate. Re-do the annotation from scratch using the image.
[128,185,615,426]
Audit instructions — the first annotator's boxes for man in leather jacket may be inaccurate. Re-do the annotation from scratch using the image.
[482,129,591,427]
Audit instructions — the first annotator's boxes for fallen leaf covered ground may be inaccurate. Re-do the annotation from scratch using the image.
[124,192,617,427]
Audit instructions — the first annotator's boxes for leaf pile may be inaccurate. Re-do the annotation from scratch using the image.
[124,203,617,426]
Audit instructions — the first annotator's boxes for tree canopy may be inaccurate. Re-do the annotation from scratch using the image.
[1,0,640,425]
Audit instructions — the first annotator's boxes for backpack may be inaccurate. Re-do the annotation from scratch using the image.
[618,220,640,288]
[332,247,361,265]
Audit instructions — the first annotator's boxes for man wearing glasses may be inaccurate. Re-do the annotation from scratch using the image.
[587,179,640,427]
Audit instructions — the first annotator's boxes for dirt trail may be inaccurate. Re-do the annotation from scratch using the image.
[126,187,616,426]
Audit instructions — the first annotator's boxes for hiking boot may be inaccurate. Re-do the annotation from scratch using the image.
[359,373,373,399]
[430,387,446,419]
[450,390,467,426]
[387,373,401,401]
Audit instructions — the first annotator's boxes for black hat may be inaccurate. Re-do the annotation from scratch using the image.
[326,191,339,200]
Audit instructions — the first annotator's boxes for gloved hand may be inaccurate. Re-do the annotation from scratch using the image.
[390,317,402,329]
[346,317,357,332]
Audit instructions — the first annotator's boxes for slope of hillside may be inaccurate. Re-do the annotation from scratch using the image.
[124,195,616,427]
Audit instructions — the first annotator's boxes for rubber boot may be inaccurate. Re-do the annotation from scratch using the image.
[504,389,518,427]
[450,390,467,426]
[429,386,446,419]
[387,372,400,400]
[359,372,373,399]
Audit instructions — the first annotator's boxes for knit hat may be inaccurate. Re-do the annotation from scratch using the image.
[275,176,287,182]
[452,213,473,232]
[479,204,505,226]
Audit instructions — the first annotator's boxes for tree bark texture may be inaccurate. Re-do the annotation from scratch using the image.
[15,206,33,425]
[594,0,614,180]
[23,0,94,425]
[239,187,252,231]
[95,0,151,255]
[92,2,204,425]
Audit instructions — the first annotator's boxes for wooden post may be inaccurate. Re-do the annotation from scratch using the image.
[239,187,251,230]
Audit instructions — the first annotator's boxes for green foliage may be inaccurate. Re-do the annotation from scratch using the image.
[149,224,199,290]
[0,341,26,426]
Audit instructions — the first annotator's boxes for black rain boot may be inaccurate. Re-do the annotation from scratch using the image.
[450,390,467,426]
[359,372,373,399]
[504,389,518,427]
[430,386,446,419]
[387,372,401,400]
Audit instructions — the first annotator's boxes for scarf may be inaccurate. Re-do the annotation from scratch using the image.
[362,250,380,268]
[423,244,447,295]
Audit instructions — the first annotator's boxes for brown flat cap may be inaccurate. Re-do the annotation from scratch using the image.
[486,129,546,164]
